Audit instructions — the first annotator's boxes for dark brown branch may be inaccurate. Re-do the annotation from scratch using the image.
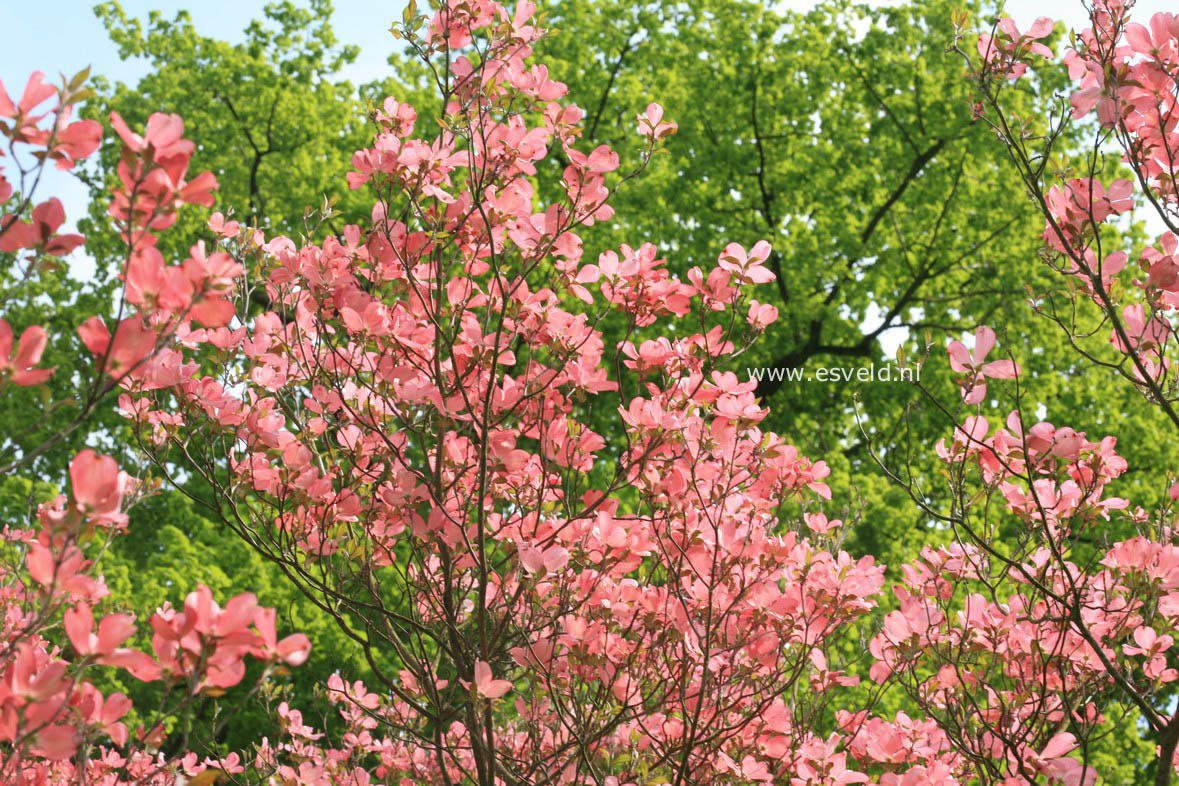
[861,137,946,245]
[587,32,638,141]
[749,60,789,306]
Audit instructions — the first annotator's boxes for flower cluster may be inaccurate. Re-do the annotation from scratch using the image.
[2,451,309,784]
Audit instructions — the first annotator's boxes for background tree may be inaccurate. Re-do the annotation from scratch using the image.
[85,0,372,257]
[524,0,1174,565]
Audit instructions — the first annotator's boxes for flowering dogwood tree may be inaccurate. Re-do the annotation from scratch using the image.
[111,1,903,783]
[867,4,1179,785]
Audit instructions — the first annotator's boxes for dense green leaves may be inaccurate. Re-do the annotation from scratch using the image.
[527,0,1176,570]
[83,0,373,264]
[95,488,370,749]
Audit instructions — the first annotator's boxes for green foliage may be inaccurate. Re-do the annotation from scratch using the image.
[528,0,1176,570]
[94,488,370,750]
[83,0,373,267]
[0,474,57,525]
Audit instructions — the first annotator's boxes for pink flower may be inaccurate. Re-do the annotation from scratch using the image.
[947,327,1019,404]
[208,211,240,238]
[977,16,1055,80]
[109,111,194,159]
[1124,626,1172,657]
[637,103,677,139]
[519,543,571,575]
[254,607,312,666]
[1124,13,1179,61]
[50,118,102,169]
[9,644,68,701]
[0,319,53,385]
[747,299,779,329]
[717,240,775,284]
[718,752,773,782]
[30,198,84,255]
[277,702,323,739]
[65,604,136,657]
[0,71,56,119]
[69,449,125,519]
[473,660,512,699]
[78,316,157,377]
